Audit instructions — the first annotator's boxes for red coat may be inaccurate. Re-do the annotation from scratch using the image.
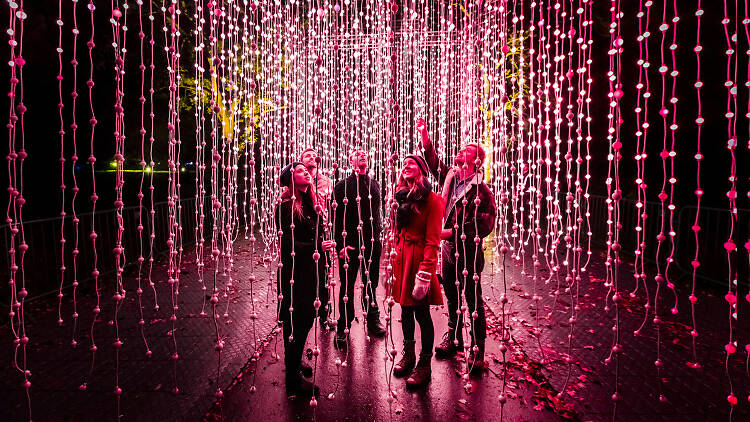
[390,192,444,306]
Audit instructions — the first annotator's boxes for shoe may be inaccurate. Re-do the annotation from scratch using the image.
[366,310,387,338]
[285,375,320,397]
[393,340,416,378]
[334,330,347,350]
[300,360,313,378]
[435,330,461,359]
[467,341,485,374]
[406,356,431,388]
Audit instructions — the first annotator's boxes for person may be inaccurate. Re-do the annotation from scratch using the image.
[299,147,333,209]
[299,147,335,327]
[333,148,386,348]
[275,162,336,396]
[418,118,497,372]
[389,154,444,388]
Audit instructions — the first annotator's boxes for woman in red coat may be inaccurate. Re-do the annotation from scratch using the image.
[389,154,444,388]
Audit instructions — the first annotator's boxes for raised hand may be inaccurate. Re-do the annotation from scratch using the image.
[416,117,430,149]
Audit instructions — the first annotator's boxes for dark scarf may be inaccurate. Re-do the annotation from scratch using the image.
[394,180,432,231]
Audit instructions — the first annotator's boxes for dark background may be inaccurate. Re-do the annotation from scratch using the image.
[0,1,747,288]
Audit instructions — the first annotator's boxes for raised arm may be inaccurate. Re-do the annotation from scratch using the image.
[418,118,450,186]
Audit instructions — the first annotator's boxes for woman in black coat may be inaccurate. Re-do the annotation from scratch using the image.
[275,162,336,397]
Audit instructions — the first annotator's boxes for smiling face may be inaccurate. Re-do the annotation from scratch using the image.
[292,164,312,189]
[349,149,368,174]
[400,157,421,182]
[300,150,318,170]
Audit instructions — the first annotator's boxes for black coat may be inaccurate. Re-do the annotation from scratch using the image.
[333,173,382,249]
[423,143,497,258]
[275,196,328,317]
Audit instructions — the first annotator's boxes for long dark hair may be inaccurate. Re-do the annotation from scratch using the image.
[394,171,432,231]
[281,185,316,220]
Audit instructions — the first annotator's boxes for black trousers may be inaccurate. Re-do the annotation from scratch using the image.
[337,241,382,330]
[401,305,434,357]
[440,241,487,343]
[281,306,315,383]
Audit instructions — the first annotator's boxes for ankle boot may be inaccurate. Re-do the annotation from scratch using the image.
[467,340,485,373]
[406,355,432,388]
[286,373,320,397]
[366,309,387,338]
[393,341,416,377]
[300,360,313,378]
[435,330,462,359]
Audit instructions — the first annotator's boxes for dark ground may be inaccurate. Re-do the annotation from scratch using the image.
[2,237,749,421]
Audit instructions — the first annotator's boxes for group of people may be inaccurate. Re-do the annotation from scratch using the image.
[274,118,498,397]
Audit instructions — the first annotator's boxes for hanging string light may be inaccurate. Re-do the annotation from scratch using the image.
[135,0,151,358]
[109,0,129,413]
[632,0,651,338]
[69,0,82,350]
[721,0,739,411]
[80,0,100,393]
[5,0,31,419]
[604,0,624,415]
[687,0,703,371]
[56,0,67,329]
[163,0,183,394]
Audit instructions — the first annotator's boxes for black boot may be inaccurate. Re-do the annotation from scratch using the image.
[334,328,348,350]
[286,373,320,397]
[300,360,313,378]
[406,355,432,388]
[366,309,387,338]
[435,330,461,359]
[394,340,416,377]
[467,339,486,374]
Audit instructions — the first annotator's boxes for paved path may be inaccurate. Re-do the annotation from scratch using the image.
[2,238,749,421]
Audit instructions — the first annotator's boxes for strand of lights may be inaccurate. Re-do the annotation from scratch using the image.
[604,0,624,415]
[581,0,593,272]
[194,0,207,317]
[721,0,739,411]
[80,0,100,393]
[164,0,182,394]
[135,0,151,357]
[495,0,513,413]
[109,0,129,412]
[652,0,668,400]
[5,0,32,419]
[242,0,261,395]
[69,0,82,349]
[146,0,158,313]
[664,0,679,319]
[651,0,673,403]
[558,0,584,399]
[207,0,225,401]
[742,0,750,400]
[56,0,67,328]
[687,0,703,371]
[632,0,651,337]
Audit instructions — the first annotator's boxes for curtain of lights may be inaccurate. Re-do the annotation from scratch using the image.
[5,0,750,421]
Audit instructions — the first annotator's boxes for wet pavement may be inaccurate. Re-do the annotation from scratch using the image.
[2,237,750,421]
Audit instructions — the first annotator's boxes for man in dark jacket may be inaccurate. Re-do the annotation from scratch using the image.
[332,148,387,348]
[418,118,497,372]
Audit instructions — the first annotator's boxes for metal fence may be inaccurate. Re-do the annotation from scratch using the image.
[588,195,750,287]
[0,198,197,301]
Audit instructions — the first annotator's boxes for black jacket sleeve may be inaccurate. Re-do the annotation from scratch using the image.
[370,178,382,239]
[333,178,346,249]
[423,142,451,187]
[456,183,497,240]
